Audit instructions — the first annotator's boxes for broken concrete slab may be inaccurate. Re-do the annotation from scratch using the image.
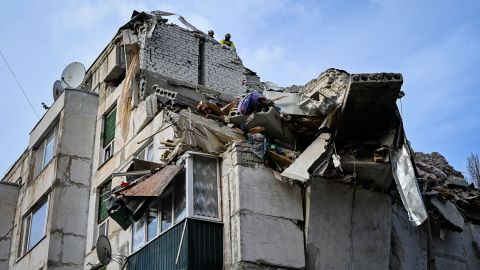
[264,91,304,115]
[281,133,330,183]
[335,72,403,146]
[177,109,245,153]
[431,196,465,232]
[242,107,295,145]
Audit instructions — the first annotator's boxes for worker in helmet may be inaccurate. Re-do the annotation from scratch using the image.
[219,33,235,49]
[208,30,215,38]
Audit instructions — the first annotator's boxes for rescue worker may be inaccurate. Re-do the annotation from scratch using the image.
[208,30,214,38]
[219,33,235,48]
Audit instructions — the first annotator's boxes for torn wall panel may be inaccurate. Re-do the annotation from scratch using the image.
[392,145,428,226]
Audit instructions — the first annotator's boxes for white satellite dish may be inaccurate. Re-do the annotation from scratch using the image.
[52,80,64,101]
[61,62,86,89]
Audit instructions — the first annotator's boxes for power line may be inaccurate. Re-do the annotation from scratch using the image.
[0,50,40,119]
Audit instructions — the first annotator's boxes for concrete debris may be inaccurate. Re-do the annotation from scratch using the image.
[281,133,331,183]
[431,196,465,232]
[176,109,245,153]
[264,91,304,115]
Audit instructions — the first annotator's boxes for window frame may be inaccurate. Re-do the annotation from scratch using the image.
[33,128,56,178]
[97,180,112,239]
[130,187,178,254]
[184,152,221,222]
[102,106,117,163]
[19,196,49,257]
[128,152,221,254]
[136,141,154,162]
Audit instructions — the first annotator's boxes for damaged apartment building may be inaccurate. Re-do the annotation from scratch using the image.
[1,9,480,270]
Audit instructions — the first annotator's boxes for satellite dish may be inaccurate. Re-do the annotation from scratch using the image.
[96,235,112,266]
[52,80,64,101]
[61,62,85,89]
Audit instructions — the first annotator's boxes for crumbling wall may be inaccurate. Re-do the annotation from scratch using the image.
[139,21,247,98]
[141,23,199,85]
[203,42,247,96]
[221,144,305,270]
[305,179,392,270]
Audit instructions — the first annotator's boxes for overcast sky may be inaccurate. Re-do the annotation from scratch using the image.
[1,0,479,178]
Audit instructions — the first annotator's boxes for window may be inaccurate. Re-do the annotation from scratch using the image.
[192,155,219,219]
[136,142,154,162]
[33,128,56,178]
[19,198,48,255]
[98,181,111,237]
[103,107,116,163]
[130,175,186,253]
[132,218,145,252]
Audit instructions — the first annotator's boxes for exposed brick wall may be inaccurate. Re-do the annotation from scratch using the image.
[141,23,199,85]
[204,41,247,96]
[140,21,248,97]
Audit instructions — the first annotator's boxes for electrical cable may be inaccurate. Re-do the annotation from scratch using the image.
[0,50,40,119]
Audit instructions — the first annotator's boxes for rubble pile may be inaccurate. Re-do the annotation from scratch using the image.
[414,152,480,233]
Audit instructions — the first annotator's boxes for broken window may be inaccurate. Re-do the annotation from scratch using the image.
[33,128,56,178]
[19,197,48,256]
[103,107,116,163]
[98,180,111,238]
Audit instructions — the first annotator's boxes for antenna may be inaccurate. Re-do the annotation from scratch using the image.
[52,80,64,101]
[61,62,86,89]
[96,235,112,266]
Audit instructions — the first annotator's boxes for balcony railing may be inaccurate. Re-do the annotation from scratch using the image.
[127,218,223,270]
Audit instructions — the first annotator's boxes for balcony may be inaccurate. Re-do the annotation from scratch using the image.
[127,218,223,270]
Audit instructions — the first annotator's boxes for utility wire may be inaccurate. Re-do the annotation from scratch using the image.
[0,224,16,243]
[0,50,40,119]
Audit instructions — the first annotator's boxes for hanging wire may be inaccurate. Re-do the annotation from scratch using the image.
[0,50,40,119]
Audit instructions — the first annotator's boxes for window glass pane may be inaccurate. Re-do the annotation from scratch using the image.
[21,215,31,255]
[43,130,55,167]
[137,149,146,160]
[98,181,112,223]
[161,193,173,231]
[28,201,48,250]
[193,155,218,218]
[34,143,45,178]
[98,220,108,237]
[147,208,158,242]
[103,108,116,147]
[146,144,154,161]
[132,218,145,252]
[174,173,186,223]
